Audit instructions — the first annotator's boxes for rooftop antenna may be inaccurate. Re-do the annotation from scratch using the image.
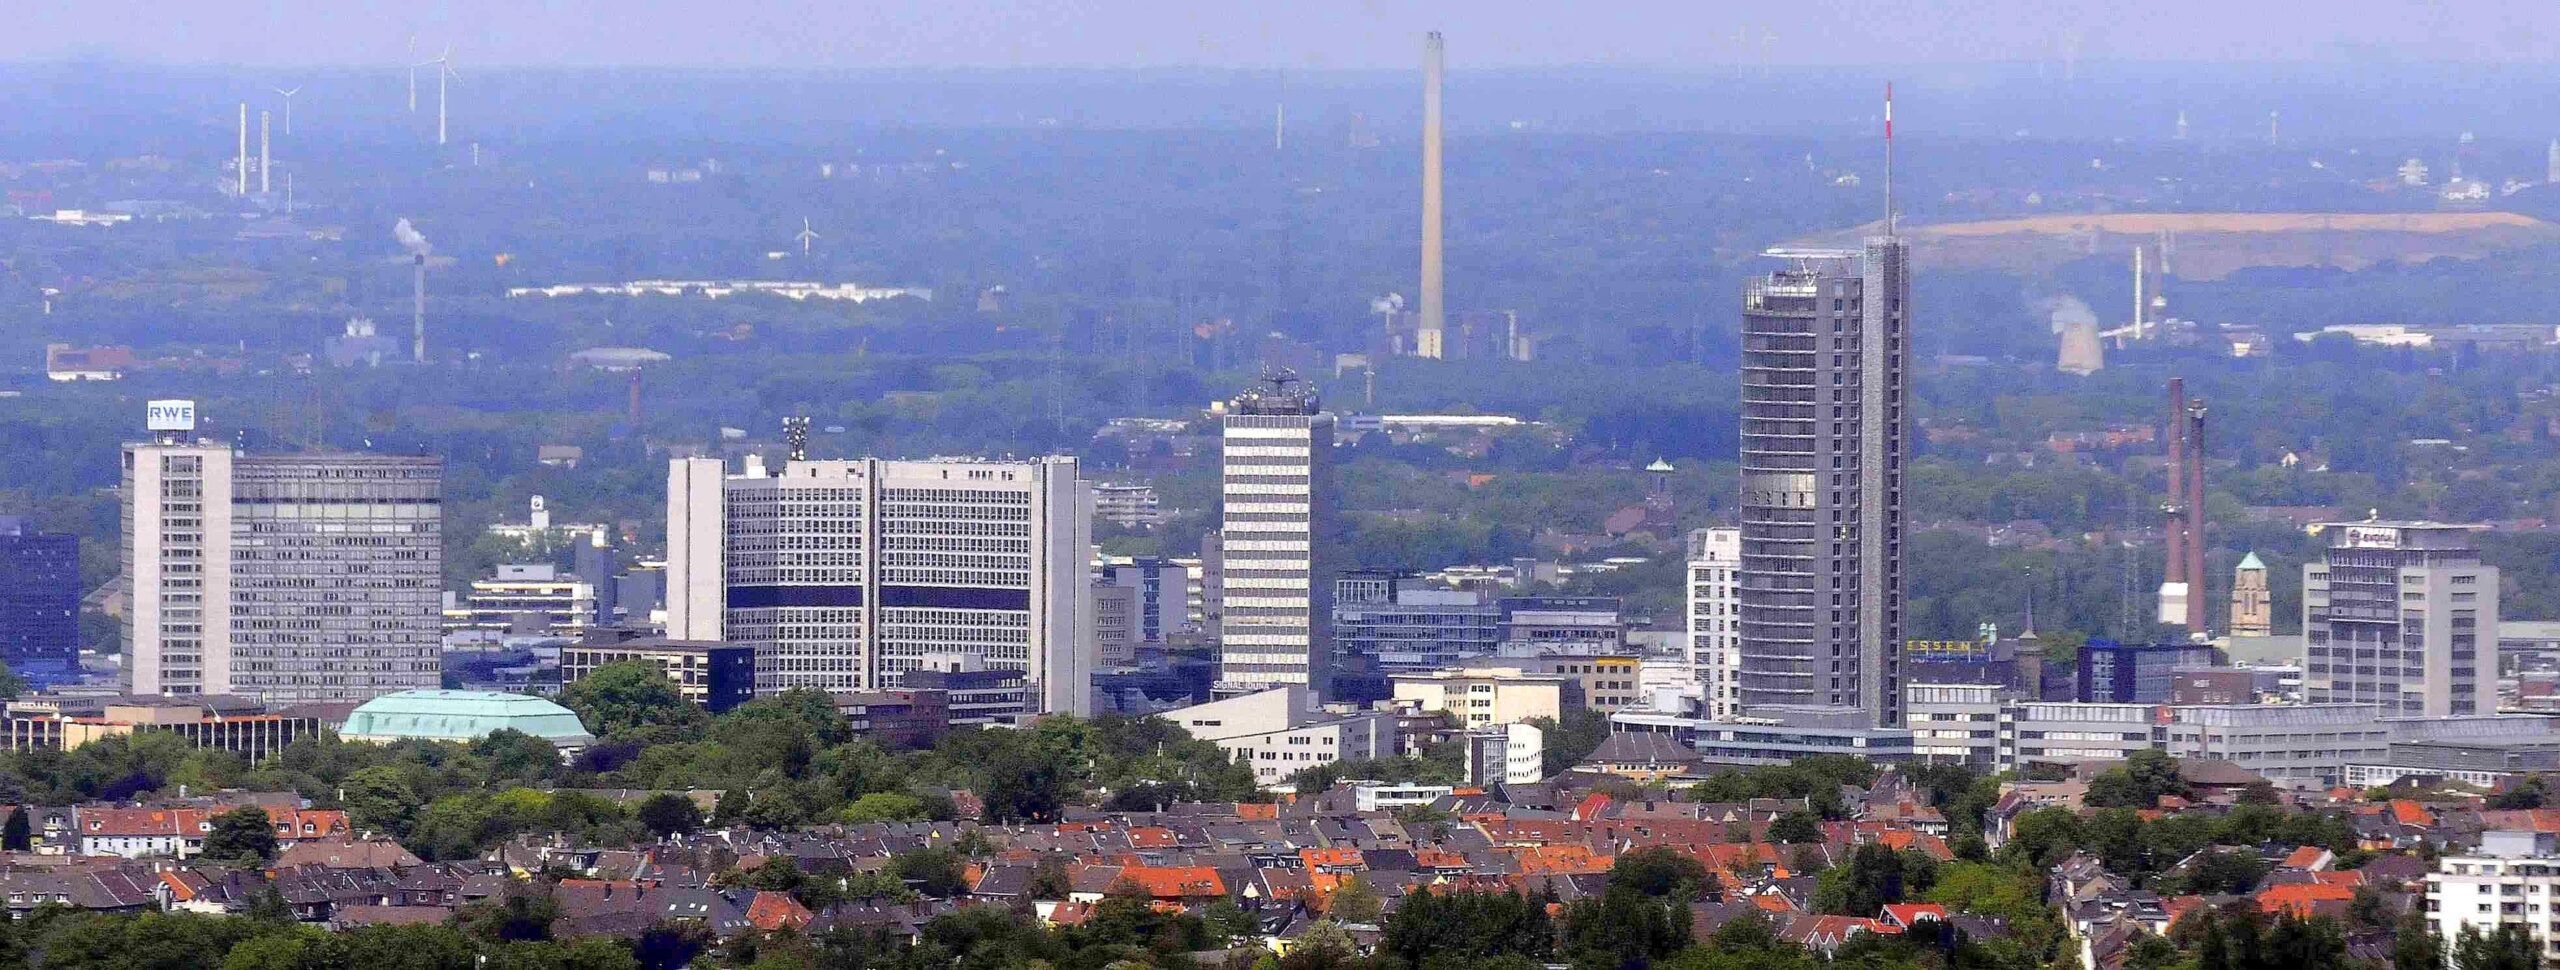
[796,218,819,257]
[273,85,301,135]
[1883,82,1896,236]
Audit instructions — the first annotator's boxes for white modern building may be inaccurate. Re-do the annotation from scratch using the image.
[448,564,597,636]
[1217,373,1334,698]
[2429,830,2560,964]
[1092,483,1163,529]
[1686,527,1741,720]
[1465,721,1545,786]
[1996,701,2157,770]
[125,416,443,703]
[2305,520,2497,717]
[666,455,1095,715]
[1159,686,1395,789]
[1905,682,2004,768]
[1390,668,1566,728]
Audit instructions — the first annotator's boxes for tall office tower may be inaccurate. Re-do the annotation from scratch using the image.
[2304,521,2496,718]
[0,518,81,686]
[1416,31,1447,359]
[2228,552,2273,638]
[1217,371,1334,699]
[666,456,1094,715]
[125,413,442,701]
[1685,527,1742,720]
[1737,240,1911,727]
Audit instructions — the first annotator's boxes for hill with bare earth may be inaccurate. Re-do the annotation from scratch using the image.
[1791,212,2560,279]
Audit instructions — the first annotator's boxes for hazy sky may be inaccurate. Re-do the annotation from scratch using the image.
[17,0,2560,69]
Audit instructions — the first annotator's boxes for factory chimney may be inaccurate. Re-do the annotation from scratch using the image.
[1418,31,1446,359]
[2157,378,2210,633]
[259,111,271,196]
[394,219,432,363]
[236,103,248,197]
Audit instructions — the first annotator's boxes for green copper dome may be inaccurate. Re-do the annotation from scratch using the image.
[340,690,594,747]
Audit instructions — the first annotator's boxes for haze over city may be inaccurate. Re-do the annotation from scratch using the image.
[6,3,2560,969]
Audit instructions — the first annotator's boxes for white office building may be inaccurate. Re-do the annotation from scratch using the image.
[1217,373,1334,698]
[2305,520,2498,717]
[1686,527,1742,719]
[1159,686,1395,789]
[125,429,442,703]
[666,455,1094,715]
[1905,682,2004,768]
[2429,831,2560,964]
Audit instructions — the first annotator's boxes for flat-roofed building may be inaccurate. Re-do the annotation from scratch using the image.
[558,631,755,713]
[2,694,318,763]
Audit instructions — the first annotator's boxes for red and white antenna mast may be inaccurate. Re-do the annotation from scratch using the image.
[1884,82,1896,236]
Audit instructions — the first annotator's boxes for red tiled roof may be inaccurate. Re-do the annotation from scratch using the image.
[745,890,812,931]
[2258,882,2356,917]
[1119,865,1226,899]
[1880,903,1947,927]
[2281,846,2332,870]
[1302,848,1364,870]
[2389,800,2435,827]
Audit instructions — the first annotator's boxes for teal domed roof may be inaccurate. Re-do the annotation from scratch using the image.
[340,689,594,747]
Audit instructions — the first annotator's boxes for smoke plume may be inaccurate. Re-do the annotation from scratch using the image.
[393,218,433,257]
[2040,294,2097,333]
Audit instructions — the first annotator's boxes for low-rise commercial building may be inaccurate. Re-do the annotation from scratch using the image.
[3,695,319,763]
[448,564,597,636]
[559,632,756,713]
[832,690,953,749]
[1389,669,1565,728]
[2161,704,2388,788]
[1609,706,1914,770]
[1159,687,1397,789]
[903,654,1030,727]
[1904,683,2005,768]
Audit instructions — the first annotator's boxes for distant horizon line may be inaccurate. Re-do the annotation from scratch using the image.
[9,56,2560,75]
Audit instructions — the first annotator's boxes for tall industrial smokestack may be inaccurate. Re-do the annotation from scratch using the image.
[236,103,248,197]
[1417,31,1446,359]
[2183,393,2208,632]
[412,256,427,362]
[2159,377,2188,628]
[258,111,271,196]
[394,218,433,363]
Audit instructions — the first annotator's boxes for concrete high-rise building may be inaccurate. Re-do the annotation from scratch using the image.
[2304,521,2497,718]
[1416,31,1446,359]
[1737,240,1911,727]
[124,432,442,702]
[2229,551,2273,638]
[1685,527,1741,720]
[0,518,80,687]
[1217,371,1334,698]
[665,455,1094,715]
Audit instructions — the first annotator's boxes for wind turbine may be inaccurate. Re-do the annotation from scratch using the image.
[796,218,820,257]
[273,86,301,135]
[419,45,456,145]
